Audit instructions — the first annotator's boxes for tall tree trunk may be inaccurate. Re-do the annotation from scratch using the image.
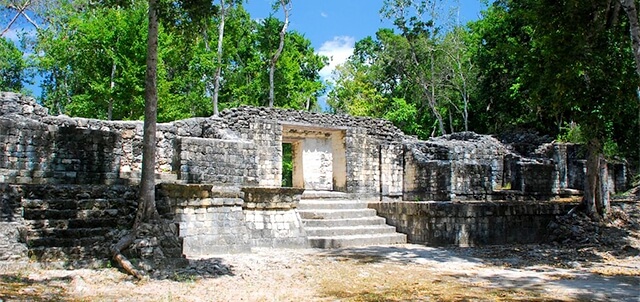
[620,0,640,77]
[584,138,609,220]
[268,0,290,107]
[212,0,226,116]
[110,0,160,279]
[140,0,160,223]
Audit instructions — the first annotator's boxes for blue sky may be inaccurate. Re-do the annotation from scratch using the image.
[244,0,487,81]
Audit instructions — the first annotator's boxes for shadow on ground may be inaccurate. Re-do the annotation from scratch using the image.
[0,274,72,301]
[314,202,640,302]
[155,257,235,281]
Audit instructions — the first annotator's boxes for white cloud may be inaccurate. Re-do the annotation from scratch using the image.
[317,36,355,82]
[320,12,328,18]
[2,28,20,43]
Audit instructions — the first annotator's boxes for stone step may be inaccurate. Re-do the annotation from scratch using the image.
[305,225,398,237]
[308,233,407,249]
[298,208,378,220]
[301,190,348,200]
[298,199,369,210]
[302,216,387,228]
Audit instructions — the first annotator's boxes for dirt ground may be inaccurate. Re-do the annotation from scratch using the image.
[1,202,639,302]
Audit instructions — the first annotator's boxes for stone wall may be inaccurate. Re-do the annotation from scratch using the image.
[380,143,404,199]
[0,184,138,266]
[403,133,508,201]
[158,184,249,256]
[174,137,257,186]
[345,128,381,199]
[0,117,55,184]
[242,187,307,248]
[157,184,308,257]
[4,92,625,201]
[251,120,283,187]
[403,132,628,201]
[0,96,192,186]
[370,201,577,246]
[0,184,28,262]
[219,106,405,143]
[0,92,49,120]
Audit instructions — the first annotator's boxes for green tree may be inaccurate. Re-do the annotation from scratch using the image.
[35,2,149,119]
[328,62,386,116]
[107,0,215,278]
[472,0,639,219]
[0,37,26,92]
[440,26,477,132]
[329,1,476,138]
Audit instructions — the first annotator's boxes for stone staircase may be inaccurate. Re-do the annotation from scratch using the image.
[298,191,406,248]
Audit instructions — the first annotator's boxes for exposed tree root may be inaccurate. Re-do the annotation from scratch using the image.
[110,218,183,280]
[110,232,144,280]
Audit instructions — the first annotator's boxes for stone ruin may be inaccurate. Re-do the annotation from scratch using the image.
[0,92,629,264]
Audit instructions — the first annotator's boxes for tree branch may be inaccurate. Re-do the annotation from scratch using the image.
[0,1,29,37]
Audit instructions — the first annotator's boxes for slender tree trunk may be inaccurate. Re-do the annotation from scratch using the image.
[269,0,290,107]
[108,59,116,120]
[212,0,226,116]
[202,27,215,115]
[460,64,469,132]
[430,51,446,135]
[110,0,160,279]
[447,109,452,133]
[140,0,160,223]
[463,92,469,131]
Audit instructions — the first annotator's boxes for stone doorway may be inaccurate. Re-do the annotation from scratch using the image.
[282,124,346,192]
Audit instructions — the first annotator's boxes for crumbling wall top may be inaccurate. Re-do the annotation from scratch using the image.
[219,106,407,142]
[0,92,49,121]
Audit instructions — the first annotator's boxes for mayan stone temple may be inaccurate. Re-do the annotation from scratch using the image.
[0,92,628,263]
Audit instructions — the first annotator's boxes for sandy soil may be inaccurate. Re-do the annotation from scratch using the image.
[2,201,639,301]
[1,243,638,302]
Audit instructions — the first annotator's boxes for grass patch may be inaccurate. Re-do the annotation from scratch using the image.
[317,260,564,302]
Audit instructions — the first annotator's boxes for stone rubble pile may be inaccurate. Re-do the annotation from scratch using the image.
[497,130,554,157]
[548,202,640,247]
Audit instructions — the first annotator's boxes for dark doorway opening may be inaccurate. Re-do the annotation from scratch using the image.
[282,143,293,187]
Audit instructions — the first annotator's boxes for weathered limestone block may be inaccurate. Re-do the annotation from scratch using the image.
[241,187,304,210]
[345,128,380,198]
[240,187,308,248]
[244,209,308,248]
[157,183,250,256]
[380,143,404,199]
[249,120,283,187]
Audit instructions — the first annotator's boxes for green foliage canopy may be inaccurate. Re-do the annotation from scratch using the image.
[0,37,27,92]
